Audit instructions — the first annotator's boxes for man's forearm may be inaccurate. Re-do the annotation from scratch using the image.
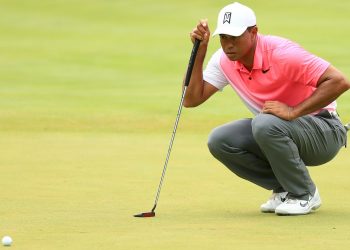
[183,45,207,106]
[291,75,350,119]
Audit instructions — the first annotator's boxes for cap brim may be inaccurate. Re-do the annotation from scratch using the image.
[212,26,247,37]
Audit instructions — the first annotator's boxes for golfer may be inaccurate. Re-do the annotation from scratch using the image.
[185,2,349,215]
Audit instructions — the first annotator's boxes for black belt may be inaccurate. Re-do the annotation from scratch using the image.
[315,110,340,120]
[315,110,347,147]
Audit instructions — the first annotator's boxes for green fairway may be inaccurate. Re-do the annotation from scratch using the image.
[1,0,350,249]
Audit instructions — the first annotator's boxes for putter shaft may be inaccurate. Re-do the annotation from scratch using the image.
[134,40,201,218]
[152,86,188,209]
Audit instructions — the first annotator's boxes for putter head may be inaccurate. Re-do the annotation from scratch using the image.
[133,211,155,218]
[345,123,349,131]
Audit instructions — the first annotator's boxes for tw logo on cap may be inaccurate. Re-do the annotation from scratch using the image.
[223,12,231,24]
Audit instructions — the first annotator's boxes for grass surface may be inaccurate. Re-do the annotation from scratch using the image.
[1,0,350,249]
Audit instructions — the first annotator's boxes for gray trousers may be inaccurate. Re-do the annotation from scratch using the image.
[207,113,347,198]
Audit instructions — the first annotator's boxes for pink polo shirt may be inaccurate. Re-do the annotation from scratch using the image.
[203,34,335,115]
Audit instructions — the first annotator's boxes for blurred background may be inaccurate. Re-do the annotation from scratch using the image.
[1,0,349,134]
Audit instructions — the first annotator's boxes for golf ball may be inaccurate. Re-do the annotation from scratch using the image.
[1,236,12,246]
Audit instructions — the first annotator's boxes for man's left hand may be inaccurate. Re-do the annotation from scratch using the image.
[262,101,295,121]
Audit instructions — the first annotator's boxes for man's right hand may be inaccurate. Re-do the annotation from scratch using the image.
[190,19,210,46]
[184,19,218,108]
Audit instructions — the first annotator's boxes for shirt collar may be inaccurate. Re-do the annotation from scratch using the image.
[233,34,264,71]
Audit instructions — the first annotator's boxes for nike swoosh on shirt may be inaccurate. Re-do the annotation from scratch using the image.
[262,68,270,74]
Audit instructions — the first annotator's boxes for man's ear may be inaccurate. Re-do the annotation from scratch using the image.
[250,26,258,42]
[251,25,258,34]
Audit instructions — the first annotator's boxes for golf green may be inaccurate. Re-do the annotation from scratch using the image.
[1,0,350,249]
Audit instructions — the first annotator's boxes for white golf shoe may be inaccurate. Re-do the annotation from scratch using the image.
[260,191,288,213]
[275,188,322,215]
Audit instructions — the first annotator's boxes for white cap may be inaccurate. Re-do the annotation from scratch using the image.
[213,2,256,37]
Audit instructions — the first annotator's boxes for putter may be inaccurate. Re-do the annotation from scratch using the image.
[345,123,349,131]
[134,39,201,218]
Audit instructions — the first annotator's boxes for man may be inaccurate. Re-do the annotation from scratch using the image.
[185,2,349,215]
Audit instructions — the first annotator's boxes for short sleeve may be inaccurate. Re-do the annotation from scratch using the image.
[203,49,229,90]
[275,41,330,87]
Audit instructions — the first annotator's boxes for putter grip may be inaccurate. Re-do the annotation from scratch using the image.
[184,39,201,87]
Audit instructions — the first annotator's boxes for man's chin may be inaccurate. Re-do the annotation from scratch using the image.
[225,53,239,61]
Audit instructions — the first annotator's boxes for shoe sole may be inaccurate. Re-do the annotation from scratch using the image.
[311,203,321,211]
[275,201,322,215]
[261,209,275,213]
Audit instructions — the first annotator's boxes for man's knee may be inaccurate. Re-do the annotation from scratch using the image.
[207,126,226,156]
[208,122,250,157]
